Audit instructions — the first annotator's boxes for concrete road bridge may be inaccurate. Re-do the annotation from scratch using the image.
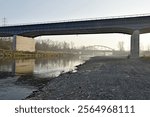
[1,14,150,58]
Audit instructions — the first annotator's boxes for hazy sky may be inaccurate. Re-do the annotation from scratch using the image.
[1,0,150,50]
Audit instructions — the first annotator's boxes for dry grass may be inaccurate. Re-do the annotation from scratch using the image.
[0,49,68,59]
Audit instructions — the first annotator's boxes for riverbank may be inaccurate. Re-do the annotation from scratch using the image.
[0,49,75,59]
[26,56,150,100]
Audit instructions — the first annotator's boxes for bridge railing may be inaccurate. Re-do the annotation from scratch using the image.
[1,13,150,27]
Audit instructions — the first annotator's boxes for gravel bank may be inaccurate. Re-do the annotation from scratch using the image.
[26,56,150,100]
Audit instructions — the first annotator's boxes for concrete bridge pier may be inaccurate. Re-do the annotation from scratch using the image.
[130,30,140,58]
[12,35,17,51]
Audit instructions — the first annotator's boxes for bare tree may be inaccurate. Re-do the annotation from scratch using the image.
[147,45,150,51]
[35,39,75,52]
[70,42,75,50]
[118,41,125,51]
[0,37,12,50]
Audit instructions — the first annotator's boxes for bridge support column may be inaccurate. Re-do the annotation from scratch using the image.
[130,30,140,58]
[12,35,17,51]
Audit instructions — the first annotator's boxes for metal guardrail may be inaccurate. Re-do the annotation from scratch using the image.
[1,13,150,27]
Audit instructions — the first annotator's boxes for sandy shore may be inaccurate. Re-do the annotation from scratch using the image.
[26,56,150,100]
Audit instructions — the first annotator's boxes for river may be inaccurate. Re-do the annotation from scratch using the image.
[0,55,91,100]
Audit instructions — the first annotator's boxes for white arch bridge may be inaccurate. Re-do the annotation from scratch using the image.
[78,45,114,56]
[78,45,129,56]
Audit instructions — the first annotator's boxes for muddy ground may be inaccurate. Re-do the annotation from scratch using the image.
[26,56,150,100]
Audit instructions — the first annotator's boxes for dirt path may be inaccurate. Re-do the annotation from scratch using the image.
[27,56,150,100]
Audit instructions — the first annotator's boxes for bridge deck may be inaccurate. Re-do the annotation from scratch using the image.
[0,15,150,37]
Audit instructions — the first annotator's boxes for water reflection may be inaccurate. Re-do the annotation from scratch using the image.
[0,55,87,99]
[34,57,84,78]
[0,60,12,72]
[12,59,35,75]
[0,56,85,78]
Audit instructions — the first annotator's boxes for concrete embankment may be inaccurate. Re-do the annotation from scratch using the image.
[26,56,150,100]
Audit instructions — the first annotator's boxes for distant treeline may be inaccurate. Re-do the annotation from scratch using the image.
[35,39,76,51]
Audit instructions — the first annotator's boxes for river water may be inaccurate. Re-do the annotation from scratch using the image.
[0,55,91,100]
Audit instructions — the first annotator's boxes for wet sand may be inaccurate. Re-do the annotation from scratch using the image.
[26,56,150,100]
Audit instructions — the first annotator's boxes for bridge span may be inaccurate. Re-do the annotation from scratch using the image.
[1,15,150,58]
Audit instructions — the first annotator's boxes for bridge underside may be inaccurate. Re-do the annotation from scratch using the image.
[0,27,134,38]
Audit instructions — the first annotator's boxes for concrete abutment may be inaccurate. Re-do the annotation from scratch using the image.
[12,35,35,52]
